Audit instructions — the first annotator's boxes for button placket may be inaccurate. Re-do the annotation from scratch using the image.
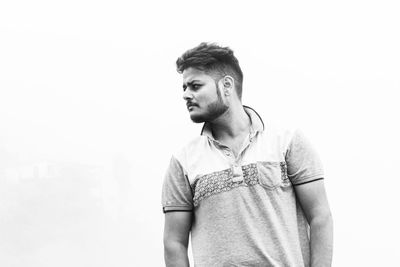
[214,136,255,184]
[232,164,244,183]
[231,134,256,184]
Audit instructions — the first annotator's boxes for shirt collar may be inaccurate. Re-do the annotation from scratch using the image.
[200,105,265,140]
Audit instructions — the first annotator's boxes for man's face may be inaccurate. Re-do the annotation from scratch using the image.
[182,67,229,123]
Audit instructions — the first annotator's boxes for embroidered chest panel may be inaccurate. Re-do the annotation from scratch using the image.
[190,162,290,207]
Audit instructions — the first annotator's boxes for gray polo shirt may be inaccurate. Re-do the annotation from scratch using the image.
[162,106,324,266]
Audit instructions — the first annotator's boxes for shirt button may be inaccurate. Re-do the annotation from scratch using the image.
[232,176,243,182]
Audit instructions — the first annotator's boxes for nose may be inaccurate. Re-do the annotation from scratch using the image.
[183,89,193,101]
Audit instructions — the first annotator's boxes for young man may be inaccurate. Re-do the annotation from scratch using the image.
[162,43,333,267]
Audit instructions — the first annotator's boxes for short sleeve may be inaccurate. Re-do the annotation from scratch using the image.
[161,156,194,213]
[285,129,324,185]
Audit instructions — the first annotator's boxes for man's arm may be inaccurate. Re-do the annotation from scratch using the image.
[294,179,333,267]
[163,211,192,267]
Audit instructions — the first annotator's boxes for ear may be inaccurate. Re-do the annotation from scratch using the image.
[222,75,234,96]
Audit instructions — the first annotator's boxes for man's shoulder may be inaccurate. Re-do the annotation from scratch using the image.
[262,119,299,141]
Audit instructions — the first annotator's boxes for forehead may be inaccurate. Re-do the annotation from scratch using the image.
[182,67,215,83]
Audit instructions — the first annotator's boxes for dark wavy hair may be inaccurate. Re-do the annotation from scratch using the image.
[176,42,244,99]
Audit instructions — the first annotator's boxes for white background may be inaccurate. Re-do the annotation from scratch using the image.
[1,0,399,266]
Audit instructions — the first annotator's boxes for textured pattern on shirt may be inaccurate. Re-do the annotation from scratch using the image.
[280,161,291,186]
[191,163,260,207]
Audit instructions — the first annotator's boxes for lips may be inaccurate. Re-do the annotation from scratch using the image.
[186,102,198,109]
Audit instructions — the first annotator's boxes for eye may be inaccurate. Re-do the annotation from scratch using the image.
[192,84,201,90]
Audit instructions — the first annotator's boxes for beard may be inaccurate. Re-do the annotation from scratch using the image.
[190,87,229,123]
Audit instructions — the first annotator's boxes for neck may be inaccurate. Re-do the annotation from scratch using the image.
[209,104,251,141]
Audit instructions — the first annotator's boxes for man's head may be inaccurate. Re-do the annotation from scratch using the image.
[176,42,243,99]
[176,43,243,123]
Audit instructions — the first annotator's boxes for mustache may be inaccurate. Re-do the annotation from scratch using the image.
[186,102,198,108]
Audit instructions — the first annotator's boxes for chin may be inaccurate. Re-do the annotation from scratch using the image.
[189,114,206,123]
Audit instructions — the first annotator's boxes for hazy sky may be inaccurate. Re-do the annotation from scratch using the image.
[1,0,399,266]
